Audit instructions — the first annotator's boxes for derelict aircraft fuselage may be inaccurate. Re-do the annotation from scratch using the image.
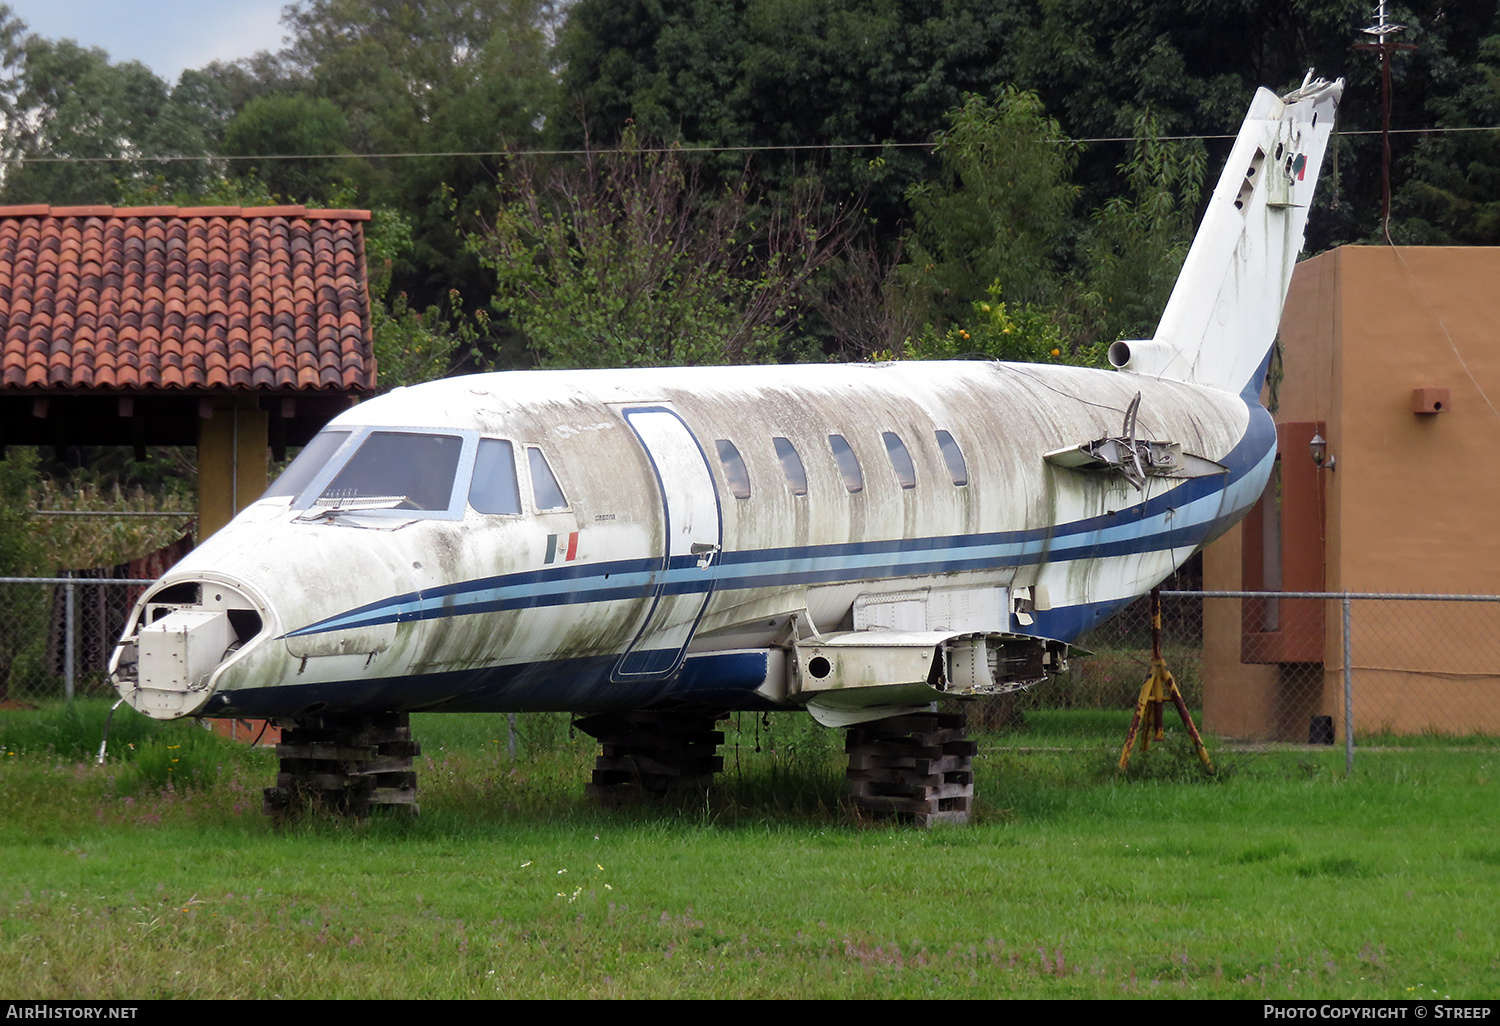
[110,76,1344,734]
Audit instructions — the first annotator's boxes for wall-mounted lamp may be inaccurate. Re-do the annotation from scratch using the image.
[1308,432,1336,471]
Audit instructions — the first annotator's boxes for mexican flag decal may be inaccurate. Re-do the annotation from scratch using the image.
[545,531,580,564]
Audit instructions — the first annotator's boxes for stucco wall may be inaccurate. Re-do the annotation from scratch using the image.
[1202,246,1500,739]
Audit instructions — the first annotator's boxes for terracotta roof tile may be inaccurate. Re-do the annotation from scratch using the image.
[304,209,372,221]
[0,205,374,393]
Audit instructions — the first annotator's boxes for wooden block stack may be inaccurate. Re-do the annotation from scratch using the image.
[262,711,420,818]
[582,710,725,801]
[844,711,976,826]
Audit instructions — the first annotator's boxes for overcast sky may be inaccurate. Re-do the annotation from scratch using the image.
[6,1,289,84]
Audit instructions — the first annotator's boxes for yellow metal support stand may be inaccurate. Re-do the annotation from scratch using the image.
[1118,588,1215,774]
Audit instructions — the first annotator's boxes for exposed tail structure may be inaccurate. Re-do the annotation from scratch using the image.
[1109,73,1345,397]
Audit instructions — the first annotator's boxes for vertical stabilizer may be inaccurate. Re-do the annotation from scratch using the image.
[1108,74,1344,397]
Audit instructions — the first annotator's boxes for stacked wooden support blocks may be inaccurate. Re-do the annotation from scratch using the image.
[262,711,420,818]
[580,710,725,801]
[845,711,976,826]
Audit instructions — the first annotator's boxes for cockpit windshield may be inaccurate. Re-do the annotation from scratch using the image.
[315,431,464,511]
[264,430,351,500]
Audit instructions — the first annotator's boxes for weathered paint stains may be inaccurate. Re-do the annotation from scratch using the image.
[109,77,1344,722]
[110,360,1262,720]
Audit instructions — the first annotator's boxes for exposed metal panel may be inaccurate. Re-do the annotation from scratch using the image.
[793,629,1067,702]
[854,586,1008,634]
[930,588,1008,633]
[136,609,233,718]
[853,590,931,632]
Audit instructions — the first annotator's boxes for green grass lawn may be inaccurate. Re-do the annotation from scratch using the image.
[1,702,1496,998]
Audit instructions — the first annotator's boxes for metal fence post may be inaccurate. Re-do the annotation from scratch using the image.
[1343,594,1354,774]
[64,571,76,701]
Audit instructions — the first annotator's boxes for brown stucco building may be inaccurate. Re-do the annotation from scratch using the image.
[1203,245,1500,740]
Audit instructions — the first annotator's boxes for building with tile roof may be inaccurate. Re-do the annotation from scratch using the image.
[0,204,376,537]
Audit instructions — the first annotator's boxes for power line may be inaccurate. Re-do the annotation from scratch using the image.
[1,124,1494,166]
[16,143,927,165]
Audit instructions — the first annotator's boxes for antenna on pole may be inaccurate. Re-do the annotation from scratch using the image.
[1353,1,1417,245]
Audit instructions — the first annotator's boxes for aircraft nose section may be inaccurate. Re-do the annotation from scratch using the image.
[111,577,272,720]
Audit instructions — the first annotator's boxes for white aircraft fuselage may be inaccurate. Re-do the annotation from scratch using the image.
[110,76,1344,730]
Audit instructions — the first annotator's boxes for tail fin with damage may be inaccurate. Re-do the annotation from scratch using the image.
[1108,73,1344,397]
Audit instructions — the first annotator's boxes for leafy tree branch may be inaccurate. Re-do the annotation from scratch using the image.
[474,129,852,368]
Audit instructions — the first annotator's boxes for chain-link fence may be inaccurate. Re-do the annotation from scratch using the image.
[0,576,153,703]
[2,579,1497,767]
[1027,590,1500,767]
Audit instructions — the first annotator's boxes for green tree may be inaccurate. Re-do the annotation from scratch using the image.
[892,284,1104,368]
[222,94,355,202]
[554,0,1500,256]
[142,3,559,364]
[1392,34,1500,245]
[0,448,40,578]
[281,1,554,281]
[0,9,226,203]
[997,0,1500,251]
[898,88,1080,325]
[554,0,1028,243]
[366,204,486,387]
[1079,109,1207,344]
[473,131,850,368]
[193,53,302,116]
[281,0,554,160]
[893,90,1203,362]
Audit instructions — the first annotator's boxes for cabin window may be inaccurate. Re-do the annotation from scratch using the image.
[828,434,863,493]
[773,437,808,496]
[317,431,463,511]
[528,446,569,510]
[469,438,522,515]
[882,431,917,489]
[715,439,752,499]
[935,430,968,486]
[264,429,350,500]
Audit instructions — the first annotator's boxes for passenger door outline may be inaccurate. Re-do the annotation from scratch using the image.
[612,405,723,681]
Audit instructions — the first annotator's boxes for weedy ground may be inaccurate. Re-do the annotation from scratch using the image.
[1,701,1496,999]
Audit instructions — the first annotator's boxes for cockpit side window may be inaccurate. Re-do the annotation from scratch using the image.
[715,439,752,499]
[264,430,350,501]
[528,446,569,511]
[469,438,522,515]
[828,434,863,493]
[317,431,463,511]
